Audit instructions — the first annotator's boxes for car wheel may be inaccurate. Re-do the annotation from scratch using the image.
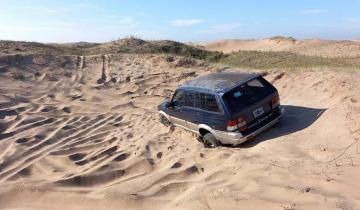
[203,133,220,148]
[159,114,172,127]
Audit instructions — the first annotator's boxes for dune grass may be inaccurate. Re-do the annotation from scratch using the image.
[0,37,224,61]
[1,38,359,70]
[218,50,360,69]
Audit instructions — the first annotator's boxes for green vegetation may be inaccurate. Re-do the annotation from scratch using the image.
[218,50,360,69]
[0,37,224,62]
[104,38,224,61]
[1,38,359,69]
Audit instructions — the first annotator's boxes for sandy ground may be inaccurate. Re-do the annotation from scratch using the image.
[203,37,360,58]
[0,53,360,210]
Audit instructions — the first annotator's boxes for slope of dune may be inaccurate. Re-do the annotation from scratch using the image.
[0,38,222,61]
[203,37,360,58]
[0,47,360,209]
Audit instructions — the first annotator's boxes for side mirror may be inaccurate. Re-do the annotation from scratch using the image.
[171,100,179,107]
[164,101,172,108]
[167,100,179,109]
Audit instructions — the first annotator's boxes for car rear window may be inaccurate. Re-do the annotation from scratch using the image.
[223,77,275,114]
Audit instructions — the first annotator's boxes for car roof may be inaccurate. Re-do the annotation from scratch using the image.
[180,72,260,93]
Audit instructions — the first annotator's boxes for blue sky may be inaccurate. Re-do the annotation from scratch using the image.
[0,0,359,42]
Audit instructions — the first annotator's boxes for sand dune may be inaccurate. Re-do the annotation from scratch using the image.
[203,37,360,58]
[0,51,360,210]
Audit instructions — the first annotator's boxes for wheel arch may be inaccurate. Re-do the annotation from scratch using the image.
[198,124,215,137]
[158,111,170,121]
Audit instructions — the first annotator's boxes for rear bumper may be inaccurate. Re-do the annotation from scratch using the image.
[216,106,285,145]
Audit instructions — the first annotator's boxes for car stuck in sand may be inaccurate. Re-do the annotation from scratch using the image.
[158,72,285,147]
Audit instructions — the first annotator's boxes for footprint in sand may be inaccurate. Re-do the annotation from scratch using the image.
[68,153,87,161]
[114,153,130,161]
[186,165,199,174]
[171,162,182,169]
[41,106,57,113]
[18,168,31,176]
[62,107,71,113]
[15,137,31,144]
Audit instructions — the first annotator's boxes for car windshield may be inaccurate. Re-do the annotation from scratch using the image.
[223,77,275,114]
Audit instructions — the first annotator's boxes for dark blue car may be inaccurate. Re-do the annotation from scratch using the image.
[158,72,285,147]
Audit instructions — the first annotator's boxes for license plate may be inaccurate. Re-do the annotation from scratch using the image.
[253,107,264,118]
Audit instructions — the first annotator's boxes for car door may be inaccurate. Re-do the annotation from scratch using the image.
[168,89,187,128]
[182,90,200,132]
[186,91,227,131]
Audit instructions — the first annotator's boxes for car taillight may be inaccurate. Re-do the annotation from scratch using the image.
[270,94,280,109]
[227,119,238,131]
[227,116,248,131]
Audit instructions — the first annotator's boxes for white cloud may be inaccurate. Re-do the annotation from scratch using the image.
[46,9,57,13]
[118,16,136,25]
[201,23,243,34]
[101,16,138,27]
[2,25,55,31]
[171,19,204,27]
[6,5,70,14]
[300,9,327,15]
[347,18,360,24]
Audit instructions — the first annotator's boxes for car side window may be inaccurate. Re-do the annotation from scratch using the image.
[172,90,185,106]
[195,92,220,113]
[185,91,196,107]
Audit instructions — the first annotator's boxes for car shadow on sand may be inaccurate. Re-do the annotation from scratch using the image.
[237,105,327,148]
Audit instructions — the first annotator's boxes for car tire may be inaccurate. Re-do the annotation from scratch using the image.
[159,114,172,127]
[203,133,220,148]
